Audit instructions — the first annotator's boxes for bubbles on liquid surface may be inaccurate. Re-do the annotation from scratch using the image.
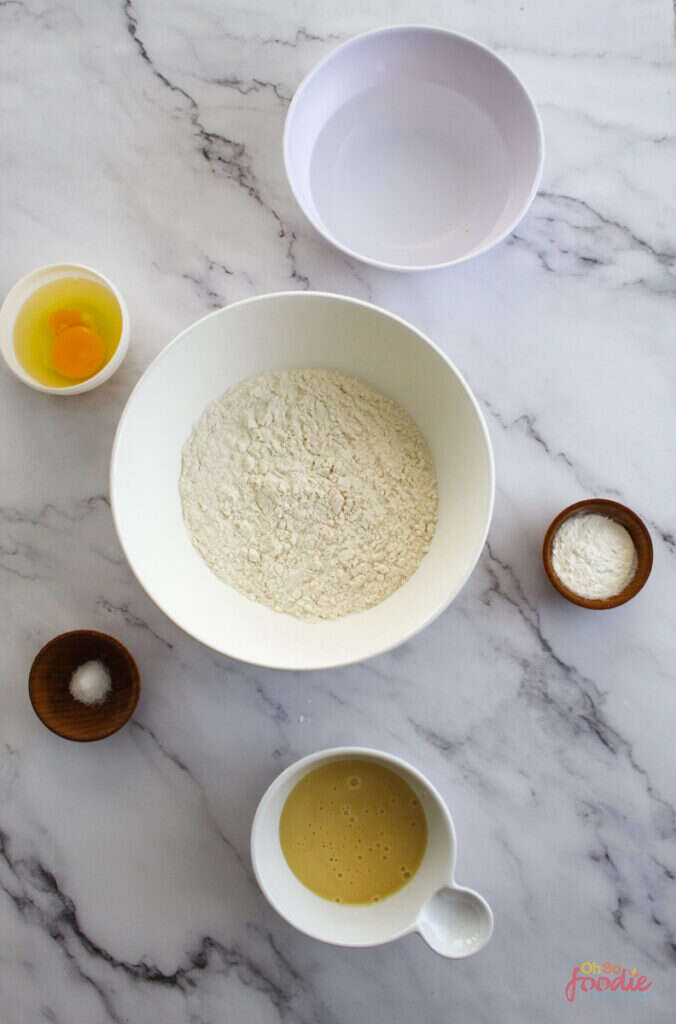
[279,758,427,905]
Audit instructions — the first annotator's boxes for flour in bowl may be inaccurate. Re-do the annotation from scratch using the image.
[179,368,438,620]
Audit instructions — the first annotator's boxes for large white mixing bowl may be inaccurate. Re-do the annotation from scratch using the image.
[110,293,493,669]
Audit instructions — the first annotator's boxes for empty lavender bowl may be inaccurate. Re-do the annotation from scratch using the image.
[284,26,544,271]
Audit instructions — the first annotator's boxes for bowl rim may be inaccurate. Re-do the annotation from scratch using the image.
[542,498,653,609]
[283,24,545,272]
[0,262,130,395]
[110,290,495,670]
[250,745,459,947]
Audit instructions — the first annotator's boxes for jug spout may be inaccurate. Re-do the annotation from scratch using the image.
[417,884,493,958]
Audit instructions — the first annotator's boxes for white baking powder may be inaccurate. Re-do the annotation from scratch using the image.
[551,513,637,599]
[180,368,438,620]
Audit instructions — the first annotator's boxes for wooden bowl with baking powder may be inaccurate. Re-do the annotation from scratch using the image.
[29,630,140,741]
[542,498,653,610]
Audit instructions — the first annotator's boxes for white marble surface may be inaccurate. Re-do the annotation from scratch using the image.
[1,1,675,1021]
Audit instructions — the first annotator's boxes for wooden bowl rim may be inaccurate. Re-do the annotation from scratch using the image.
[28,629,141,741]
[542,499,653,610]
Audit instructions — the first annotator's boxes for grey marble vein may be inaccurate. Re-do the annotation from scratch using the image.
[123,0,311,291]
[95,597,175,649]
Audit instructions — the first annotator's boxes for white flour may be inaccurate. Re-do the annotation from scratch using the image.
[180,369,438,620]
[551,513,637,599]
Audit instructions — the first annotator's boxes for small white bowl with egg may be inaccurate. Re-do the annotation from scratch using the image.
[110,292,494,670]
[0,262,129,395]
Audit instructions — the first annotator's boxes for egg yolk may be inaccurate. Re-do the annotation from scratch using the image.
[48,308,84,334]
[50,324,105,380]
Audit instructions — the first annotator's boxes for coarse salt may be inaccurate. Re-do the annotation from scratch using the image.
[69,659,112,705]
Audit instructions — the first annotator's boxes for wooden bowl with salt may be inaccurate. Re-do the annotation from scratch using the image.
[542,498,653,610]
[29,630,140,741]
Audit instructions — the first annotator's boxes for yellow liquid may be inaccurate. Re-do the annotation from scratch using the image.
[279,758,427,904]
[14,277,123,387]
